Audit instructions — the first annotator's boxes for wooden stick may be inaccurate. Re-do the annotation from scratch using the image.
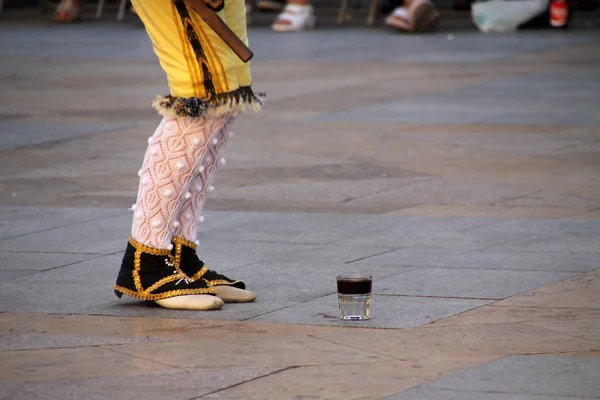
[186,0,254,63]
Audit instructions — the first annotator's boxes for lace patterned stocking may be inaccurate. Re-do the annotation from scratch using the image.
[172,118,232,243]
[131,113,235,249]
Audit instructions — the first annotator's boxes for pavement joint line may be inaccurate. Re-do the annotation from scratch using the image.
[482,250,600,255]
[340,182,422,204]
[531,350,600,357]
[10,253,119,274]
[193,366,302,400]
[478,233,538,251]
[2,339,177,352]
[490,305,600,311]
[421,302,497,326]
[99,344,192,373]
[369,264,593,274]
[456,218,506,233]
[242,291,339,321]
[73,304,136,316]
[422,387,600,399]
[344,247,403,264]
[2,125,137,152]
[373,293,502,301]
[522,330,600,345]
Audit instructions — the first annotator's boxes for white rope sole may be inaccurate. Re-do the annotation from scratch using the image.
[155,294,224,310]
[215,285,257,303]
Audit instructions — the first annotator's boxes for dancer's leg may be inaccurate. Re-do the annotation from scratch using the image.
[116,0,262,310]
[172,118,233,243]
[115,114,234,310]
[171,117,257,303]
[131,114,232,249]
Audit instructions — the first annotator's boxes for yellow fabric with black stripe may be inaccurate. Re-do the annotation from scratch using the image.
[131,0,261,117]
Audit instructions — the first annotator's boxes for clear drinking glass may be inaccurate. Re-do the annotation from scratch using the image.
[337,274,372,320]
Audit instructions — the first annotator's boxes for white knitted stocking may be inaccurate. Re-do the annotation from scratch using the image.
[131,114,234,249]
[173,118,232,243]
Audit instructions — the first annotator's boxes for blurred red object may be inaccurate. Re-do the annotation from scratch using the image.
[550,0,569,27]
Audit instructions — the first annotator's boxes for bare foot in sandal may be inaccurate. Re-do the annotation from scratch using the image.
[385,0,439,33]
[271,0,316,32]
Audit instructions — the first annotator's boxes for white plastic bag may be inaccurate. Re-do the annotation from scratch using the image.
[472,0,549,32]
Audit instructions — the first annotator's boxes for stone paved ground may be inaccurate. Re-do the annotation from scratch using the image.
[0,6,599,400]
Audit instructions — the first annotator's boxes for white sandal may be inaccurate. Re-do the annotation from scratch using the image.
[271,4,316,32]
[384,6,411,31]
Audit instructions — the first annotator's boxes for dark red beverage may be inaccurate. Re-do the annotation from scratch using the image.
[337,275,372,294]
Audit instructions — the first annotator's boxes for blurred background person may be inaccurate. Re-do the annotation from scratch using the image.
[244,0,439,32]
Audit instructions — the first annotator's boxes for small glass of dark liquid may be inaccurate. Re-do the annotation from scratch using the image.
[336,274,372,320]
